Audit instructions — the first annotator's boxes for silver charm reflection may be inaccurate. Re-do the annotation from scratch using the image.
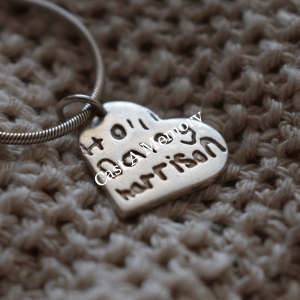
[79,102,228,217]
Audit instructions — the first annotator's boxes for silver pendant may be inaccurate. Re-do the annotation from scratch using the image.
[79,101,228,218]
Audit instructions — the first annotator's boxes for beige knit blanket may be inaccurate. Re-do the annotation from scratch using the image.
[1,0,300,299]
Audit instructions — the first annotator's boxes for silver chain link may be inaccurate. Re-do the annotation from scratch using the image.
[0,0,105,145]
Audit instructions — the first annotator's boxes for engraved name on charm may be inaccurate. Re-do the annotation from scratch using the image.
[79,101,228,217]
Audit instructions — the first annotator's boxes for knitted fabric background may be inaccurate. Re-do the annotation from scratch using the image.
[1,0,300,299]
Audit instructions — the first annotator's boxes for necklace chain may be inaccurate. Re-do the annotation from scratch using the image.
[0,0,105,145]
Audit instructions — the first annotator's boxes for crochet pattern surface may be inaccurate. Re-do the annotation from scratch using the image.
[1,0,300,299]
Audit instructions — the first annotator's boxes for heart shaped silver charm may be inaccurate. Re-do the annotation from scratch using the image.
[79,101,228,217]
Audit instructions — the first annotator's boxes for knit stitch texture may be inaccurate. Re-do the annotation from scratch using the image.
[0,0,300,299]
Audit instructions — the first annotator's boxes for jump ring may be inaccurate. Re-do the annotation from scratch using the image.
[57,94,107,121]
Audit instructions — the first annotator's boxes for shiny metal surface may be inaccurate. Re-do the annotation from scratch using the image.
[79,102,228,218]
[0,0,105,145]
